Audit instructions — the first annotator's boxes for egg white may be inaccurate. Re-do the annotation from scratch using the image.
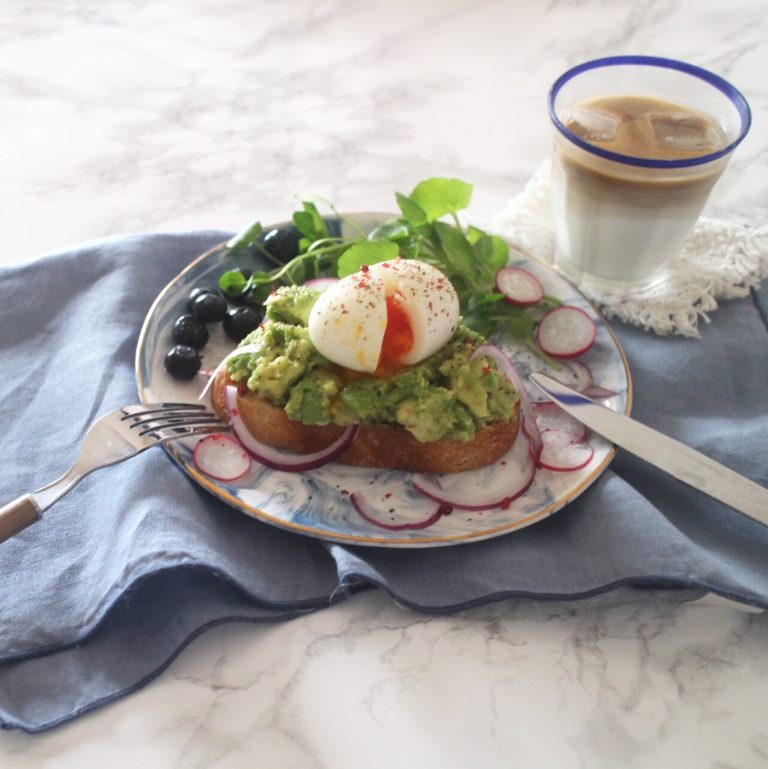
[307,271,387,372]
[307,259,459,373]
[368,259,459,365]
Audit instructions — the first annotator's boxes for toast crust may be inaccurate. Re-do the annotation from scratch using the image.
[211,371,520,473]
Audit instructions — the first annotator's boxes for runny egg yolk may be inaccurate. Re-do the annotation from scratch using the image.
[379,293,414,368]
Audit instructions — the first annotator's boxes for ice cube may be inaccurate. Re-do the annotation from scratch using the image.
[563,106,619,143]
[649,112,722,153]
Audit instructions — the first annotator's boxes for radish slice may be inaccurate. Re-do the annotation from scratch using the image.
[304,277,339,291]
[532,402,588,442]
[193,434,251,481]
[469,345,542,463]
[538,429,595,472]
[412,432,535,511]
[350,492,449,531]
[224,386,359,471]
[496,266,545,306]
[562,360,593,392]
[536,306,597,359]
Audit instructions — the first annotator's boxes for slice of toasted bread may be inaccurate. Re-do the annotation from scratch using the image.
[210,370,520,473]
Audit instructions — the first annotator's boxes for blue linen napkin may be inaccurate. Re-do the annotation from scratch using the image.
[1,232,766,733]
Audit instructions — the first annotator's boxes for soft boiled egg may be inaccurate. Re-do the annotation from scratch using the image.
[307,258,460,373]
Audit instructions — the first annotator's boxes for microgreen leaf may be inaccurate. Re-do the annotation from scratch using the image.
[409,178,473,222]
[367,220,409,242]
[337,240,399,278]
[473,234,510,283]
[468,292,506,308]
[503,313,535,340]
[433,220,475,281]
[395,192,428,225]
[227,220,263,253]
[466,224,487,245]
[293,202,328,241]
[219,270,249,295]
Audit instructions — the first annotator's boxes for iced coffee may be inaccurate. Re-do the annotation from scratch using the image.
[548,57,750,295]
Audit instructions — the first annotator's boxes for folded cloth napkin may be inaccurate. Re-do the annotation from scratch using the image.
[491,161,768,337]
[1,230,767,733]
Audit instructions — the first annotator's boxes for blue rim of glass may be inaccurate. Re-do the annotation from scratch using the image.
[548,55,752,169]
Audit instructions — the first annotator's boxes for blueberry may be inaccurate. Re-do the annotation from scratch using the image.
[164,345,201,379]
[223,306,261,341]
[187,286,216,312]
[261,227,301,263]
[172,314,209,349]
[191,291,228,323]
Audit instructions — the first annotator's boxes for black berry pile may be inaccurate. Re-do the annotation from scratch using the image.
[164,284,262,380]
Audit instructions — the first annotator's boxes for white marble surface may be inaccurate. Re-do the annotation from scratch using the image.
[2,0,767,766]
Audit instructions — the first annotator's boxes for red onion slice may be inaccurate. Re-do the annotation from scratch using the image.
[224,386,359,472]
[581,385,618,400]
[412,432,535,511]
[470,344,543,463]
[198,342,263,400]
[350,492,449,531]
[193,434,251,481]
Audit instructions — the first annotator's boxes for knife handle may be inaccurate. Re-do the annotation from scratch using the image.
[0,494,41,544]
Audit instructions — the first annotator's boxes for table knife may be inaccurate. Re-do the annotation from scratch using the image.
[529,372,768,528]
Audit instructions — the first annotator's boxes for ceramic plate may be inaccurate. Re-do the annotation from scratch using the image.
[136,214,632,547]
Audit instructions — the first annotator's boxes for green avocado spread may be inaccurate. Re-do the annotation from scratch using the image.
[226,285,519,443]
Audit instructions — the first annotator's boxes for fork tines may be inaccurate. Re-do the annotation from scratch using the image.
[121,403,226,437]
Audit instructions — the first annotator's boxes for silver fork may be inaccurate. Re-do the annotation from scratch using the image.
[0,402,227,544]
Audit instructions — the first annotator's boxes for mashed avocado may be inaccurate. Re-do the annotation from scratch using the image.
[226,285,519,443]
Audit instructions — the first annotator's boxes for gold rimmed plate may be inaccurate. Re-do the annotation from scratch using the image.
[135,213,632,547]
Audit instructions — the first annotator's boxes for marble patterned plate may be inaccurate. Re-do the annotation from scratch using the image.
[135,214,632,547]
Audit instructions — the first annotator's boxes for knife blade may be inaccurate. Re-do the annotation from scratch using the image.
[529,372,768,528]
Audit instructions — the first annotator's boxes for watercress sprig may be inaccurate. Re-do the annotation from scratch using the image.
[219,177,559,357]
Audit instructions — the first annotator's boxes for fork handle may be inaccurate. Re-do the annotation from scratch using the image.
[0,495,41,544]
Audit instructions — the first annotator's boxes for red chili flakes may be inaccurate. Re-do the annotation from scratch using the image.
[360,264,370,273]
[237,383,248,395]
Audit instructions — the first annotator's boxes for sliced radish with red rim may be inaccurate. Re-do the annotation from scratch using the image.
[538,429,594,472]
[561,359,593,392]
[496,266,545,306]
[194,434,251,481]
[536,306,597,359]
[532,402,588,442]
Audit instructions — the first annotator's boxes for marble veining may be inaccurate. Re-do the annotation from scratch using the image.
[1,0,767,766]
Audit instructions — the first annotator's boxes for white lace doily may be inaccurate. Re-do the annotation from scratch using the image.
[490,162,768,337]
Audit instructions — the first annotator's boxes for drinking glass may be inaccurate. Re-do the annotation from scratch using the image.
[548,56,751,296]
